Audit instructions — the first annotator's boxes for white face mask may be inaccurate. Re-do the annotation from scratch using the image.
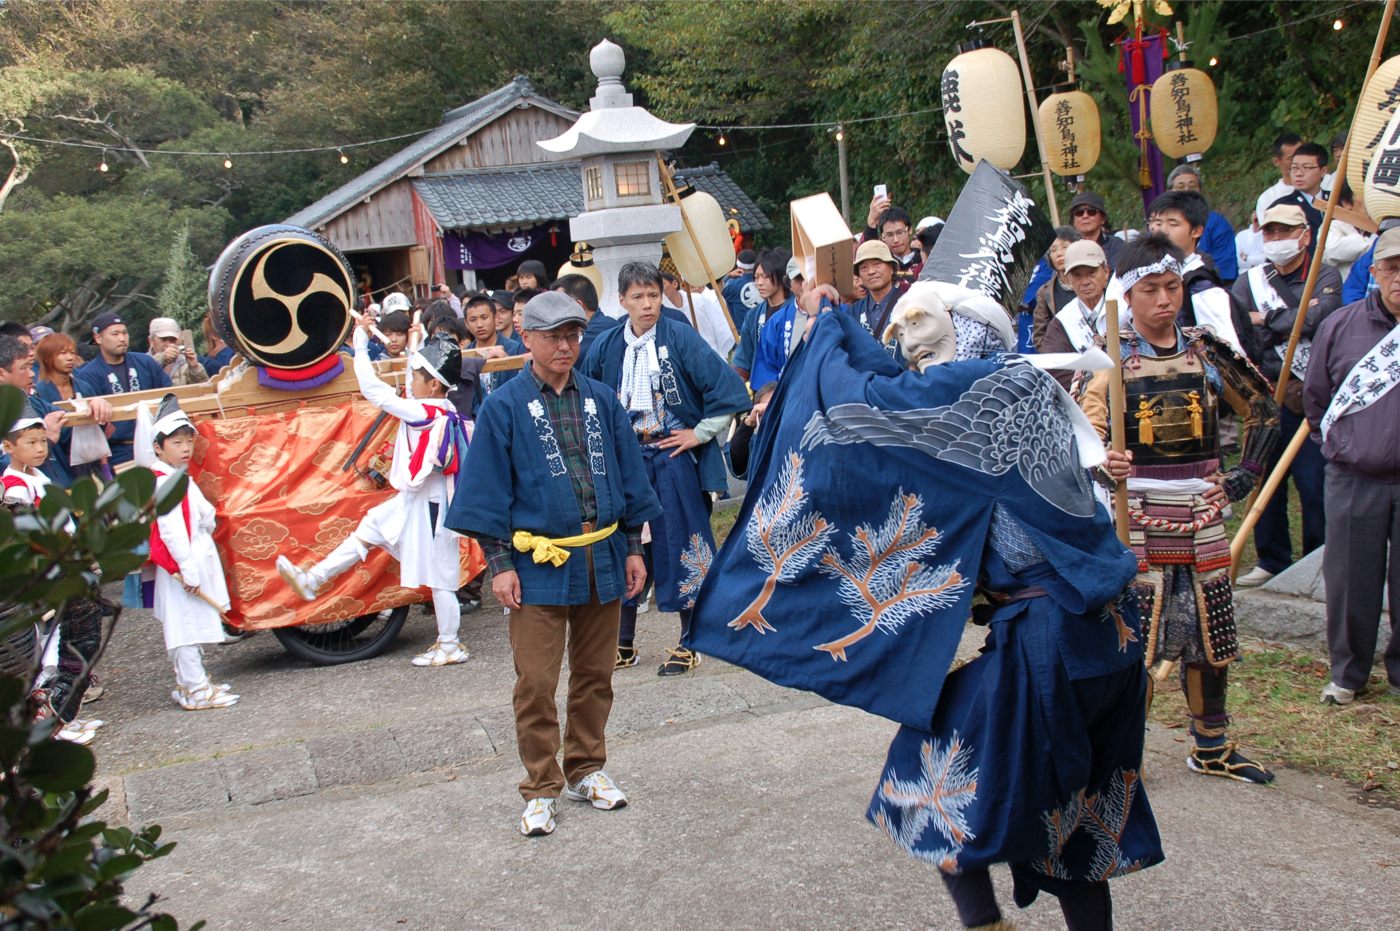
[1262,236,1304,265]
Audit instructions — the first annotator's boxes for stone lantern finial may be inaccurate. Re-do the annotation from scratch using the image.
[589,39,632,110]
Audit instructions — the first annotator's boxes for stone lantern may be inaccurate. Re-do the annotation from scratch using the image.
[538,38,695,317]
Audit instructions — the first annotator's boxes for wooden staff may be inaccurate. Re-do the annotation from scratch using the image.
[1230,0,1396,577]
[1103,298,1131,544]
[1228,421,1311,571]
[173,573,237,626]
[655,154,741,343]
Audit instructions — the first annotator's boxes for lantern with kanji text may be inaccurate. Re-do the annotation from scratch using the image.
[940,41,1026,175]
[1364,105,1400,221]
[1038,90,1101,181]
[1347,55,1400,198]
[1149,63,1217,162]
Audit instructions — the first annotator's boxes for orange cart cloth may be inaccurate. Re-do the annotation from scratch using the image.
[190,398,484,630]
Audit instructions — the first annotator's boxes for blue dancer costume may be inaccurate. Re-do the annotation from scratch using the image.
[687,310,1162,926]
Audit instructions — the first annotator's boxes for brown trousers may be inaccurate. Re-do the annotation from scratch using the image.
[508,581,621,800]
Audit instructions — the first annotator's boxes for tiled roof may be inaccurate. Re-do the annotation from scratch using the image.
[284,76,578,230]
[412,161,773,232]
[674,162,773,232]
[412,164,581,228]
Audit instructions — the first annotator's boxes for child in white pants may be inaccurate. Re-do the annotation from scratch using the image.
[144,395,239,710]
[278,326,472,667]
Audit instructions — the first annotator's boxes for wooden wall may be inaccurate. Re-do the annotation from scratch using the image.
[320,178,417,253]
[319,103,575,254]
[425,106,574,172]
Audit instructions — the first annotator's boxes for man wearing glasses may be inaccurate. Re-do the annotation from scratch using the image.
[448,291,661,837]
[1304,227,1400,708]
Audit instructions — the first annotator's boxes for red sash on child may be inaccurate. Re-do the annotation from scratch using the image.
[1,474,40,506]
[147,468,192,575]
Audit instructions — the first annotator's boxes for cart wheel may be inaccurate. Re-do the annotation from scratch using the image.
[271,606,409,666]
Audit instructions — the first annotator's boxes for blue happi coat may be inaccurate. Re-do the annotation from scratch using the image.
[445,365,661,605]
[584,316,751,494]
[687,312,1161,884]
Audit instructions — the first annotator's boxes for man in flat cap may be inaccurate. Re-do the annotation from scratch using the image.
[447,290,660,838]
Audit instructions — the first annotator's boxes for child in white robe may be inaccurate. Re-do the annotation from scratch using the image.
[277,327,472,667]
[143,394,239,710]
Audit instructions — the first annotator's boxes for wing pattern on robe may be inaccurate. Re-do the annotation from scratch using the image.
[801,363,1096,517]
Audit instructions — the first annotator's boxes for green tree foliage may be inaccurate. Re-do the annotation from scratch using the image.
[0,384,201,930]
[156,225,208,334]
[0,0,1386,325]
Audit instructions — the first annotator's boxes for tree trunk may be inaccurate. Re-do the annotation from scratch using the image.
[728,574,779,633]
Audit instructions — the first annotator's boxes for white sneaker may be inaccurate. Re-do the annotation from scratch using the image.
[1320,681,1356,705]
[172,684,240,710]
[519,797,557,836]
[1235,566,1275,589]
[276,555,320,601]
[564,770,628,810]
[411,641,470,667]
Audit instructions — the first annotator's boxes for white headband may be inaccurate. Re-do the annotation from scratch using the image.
[1119,255,1183,293]
[410,350,451,388]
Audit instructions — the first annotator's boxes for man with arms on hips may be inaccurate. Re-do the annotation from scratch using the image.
[447,292,661,836]
[1303,226,1400,706]
[585,263,749,675]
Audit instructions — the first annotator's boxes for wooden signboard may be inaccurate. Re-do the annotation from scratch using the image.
[790,193,854,296]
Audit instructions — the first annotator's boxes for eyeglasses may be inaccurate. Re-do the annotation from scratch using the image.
[1289,163,1322,172]
[1373,262,1400,280]
[529,330,583,345]
[1071,207,1102,218]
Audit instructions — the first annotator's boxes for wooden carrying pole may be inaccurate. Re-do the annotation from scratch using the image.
[1103,298,1131,543]
[656,155,740,343]
[1229,0,1396,575]
[1011,10,1061,226]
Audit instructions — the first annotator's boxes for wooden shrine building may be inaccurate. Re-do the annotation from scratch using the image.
[285,76,770,303]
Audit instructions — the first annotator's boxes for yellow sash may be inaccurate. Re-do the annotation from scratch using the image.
[512,522,618,567]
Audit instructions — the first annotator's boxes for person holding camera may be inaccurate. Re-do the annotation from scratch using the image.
[146,317,207,386]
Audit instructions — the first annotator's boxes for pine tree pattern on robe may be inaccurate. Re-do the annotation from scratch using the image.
[730,451,834,633]
[871,732,980,872]
[677,532,713,610]
[815,492,968,661]
[1030,768,1148,882]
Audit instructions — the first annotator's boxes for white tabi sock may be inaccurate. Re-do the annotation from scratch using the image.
[430,588,460,644]
[310,536,367,590]
[168,645,210,691]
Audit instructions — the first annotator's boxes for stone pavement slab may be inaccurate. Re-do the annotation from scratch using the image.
[124,702,1400,931]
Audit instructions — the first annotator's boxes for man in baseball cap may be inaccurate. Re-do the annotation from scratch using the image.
[74,311,171,465]
[446,287,661,837]
[1068,190,1123,267]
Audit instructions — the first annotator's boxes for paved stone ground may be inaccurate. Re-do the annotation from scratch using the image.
[86,598,1400,930]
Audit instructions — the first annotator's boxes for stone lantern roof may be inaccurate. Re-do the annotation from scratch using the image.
[537,39,695,158]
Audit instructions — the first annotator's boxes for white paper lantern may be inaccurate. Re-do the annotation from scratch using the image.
[1149,66,1218,161]
[1348,54,1400,197]
[941,44,1026,175]
[1039,90,1101,178]
[1364,105,1400,221]
[664,188,736,285]
[557,243,604,295]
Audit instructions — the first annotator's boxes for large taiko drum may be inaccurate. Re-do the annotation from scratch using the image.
[208,225,355,374]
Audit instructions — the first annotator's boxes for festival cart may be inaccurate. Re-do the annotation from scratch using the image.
[59,225,520,664]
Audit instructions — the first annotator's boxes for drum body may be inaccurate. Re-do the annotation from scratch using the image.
[208,225,356,373]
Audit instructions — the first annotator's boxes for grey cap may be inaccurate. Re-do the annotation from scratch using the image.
[521,290,588,331]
